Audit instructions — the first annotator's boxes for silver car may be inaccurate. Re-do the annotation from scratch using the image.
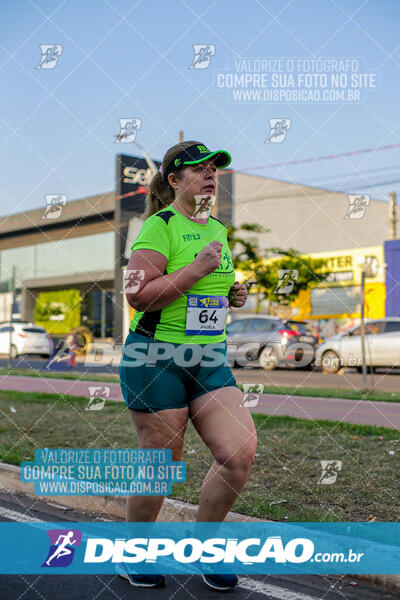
[315,318,400,373]
[226,315,305,370]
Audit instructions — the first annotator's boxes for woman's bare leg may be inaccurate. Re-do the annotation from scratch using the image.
[126,406,189,522]
[189,386,257,523]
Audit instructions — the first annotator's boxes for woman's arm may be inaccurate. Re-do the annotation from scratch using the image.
[125,242,222,312]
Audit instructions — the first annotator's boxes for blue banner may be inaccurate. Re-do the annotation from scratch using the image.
[0,522,399,575]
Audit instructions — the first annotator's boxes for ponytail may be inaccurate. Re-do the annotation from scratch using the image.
[143,139,204,220]
[142,171,174,220]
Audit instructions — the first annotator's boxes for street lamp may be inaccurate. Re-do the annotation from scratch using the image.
[133,141,158,176]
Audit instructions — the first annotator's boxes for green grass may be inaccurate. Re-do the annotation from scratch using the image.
[0,367,119,383]
[238,384,400,403]
[1,390,399,522]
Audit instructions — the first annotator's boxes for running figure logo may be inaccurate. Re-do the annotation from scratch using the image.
[364,255,379,277]
[212,251,234,273]
[240,383,263,408]
[318,460,342,485]
[116,118,142,143]
[42,194,67,219]
[193,195,216,218]
[86,386,110,410]
[189,45,216,69]
[36,45,63,69]
[42,529,82,567]
[344,195,370,219]
[275,270,299,294]
[42,338,76,373]
[265,119,291,143]
[123,269,145,294]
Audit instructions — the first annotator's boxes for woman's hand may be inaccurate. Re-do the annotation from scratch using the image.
[228,281,248,308]
[194,241,222,276]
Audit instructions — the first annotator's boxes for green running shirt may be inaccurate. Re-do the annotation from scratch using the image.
[129,205,236,344]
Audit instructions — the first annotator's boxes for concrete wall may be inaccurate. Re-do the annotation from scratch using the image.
[234,173,391,253]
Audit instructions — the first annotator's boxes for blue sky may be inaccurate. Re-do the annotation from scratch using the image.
[1,0,399,216]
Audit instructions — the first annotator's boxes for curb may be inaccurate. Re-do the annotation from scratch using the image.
[0,462,262,523]
[0,462,399,592]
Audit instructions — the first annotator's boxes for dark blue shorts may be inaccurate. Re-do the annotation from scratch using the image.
[119,330,238,413]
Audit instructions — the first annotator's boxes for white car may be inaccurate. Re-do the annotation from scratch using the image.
[0,322,53,359]
[315,318,400,373]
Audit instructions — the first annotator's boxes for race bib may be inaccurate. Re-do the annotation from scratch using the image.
[185,295,228,336]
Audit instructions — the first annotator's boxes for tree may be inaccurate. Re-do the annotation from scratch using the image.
[227,223,267,270]
[227,224,331,314]
[254,248,331,309]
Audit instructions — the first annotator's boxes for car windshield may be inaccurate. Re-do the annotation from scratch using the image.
[248,319,276,332]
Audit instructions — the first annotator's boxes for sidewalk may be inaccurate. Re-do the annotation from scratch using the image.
[251,394,400,430]
[0,375,123,401]
[1,375,399,429]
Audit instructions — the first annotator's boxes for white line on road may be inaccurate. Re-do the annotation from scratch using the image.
[239,577,321,600]
[0,506,42,522]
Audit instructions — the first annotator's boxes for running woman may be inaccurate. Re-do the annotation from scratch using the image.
[119,141,257,591]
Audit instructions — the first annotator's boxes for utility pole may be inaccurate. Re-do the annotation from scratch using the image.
[359,259,374,391]
[360,270,368,391]
[7,266,16,369]
[389,191,397,239]
[179,131,184,142]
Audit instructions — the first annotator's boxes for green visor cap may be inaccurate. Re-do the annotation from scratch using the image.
[163,144,231,181]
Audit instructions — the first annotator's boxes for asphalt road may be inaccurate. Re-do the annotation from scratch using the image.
[0,490,397,600]
[250,394,400,428]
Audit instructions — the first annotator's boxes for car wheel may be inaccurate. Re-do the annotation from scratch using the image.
[321,350,340,374]
[10,345,18,359]
[258,346,277,370]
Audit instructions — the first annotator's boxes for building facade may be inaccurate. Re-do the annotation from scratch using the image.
[0,192,116,337]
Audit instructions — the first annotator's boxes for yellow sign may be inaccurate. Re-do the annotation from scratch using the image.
[308,246,385,287]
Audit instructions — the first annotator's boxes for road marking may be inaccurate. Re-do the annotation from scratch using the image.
[239,577,320,600]
[46,502,70,510]
[0,506,42,522]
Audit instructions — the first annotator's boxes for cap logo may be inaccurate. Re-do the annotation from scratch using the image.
[197,145,209,153]
[174,158,181,166]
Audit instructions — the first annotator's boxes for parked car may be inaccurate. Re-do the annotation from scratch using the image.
[315,318,400,374]
[0,322,53,359]
[226,315,309,370]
